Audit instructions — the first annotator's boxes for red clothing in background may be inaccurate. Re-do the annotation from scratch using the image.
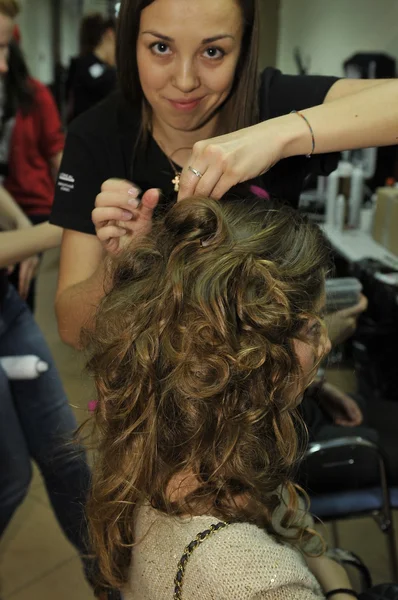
[4,79,65,217]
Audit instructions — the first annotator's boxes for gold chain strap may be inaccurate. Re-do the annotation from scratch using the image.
[173,521,229,600]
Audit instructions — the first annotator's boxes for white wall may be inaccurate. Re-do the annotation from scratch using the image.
[17,0,53,83]
[83,0,108,15]
[60,0,82,67]
[258,0,279,70]
[277,0,398,76]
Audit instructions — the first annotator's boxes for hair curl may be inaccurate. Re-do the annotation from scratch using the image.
[86,195,330,589]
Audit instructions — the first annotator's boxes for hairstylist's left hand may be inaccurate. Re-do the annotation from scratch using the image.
[177,122,282,201]
[93,182,160,255]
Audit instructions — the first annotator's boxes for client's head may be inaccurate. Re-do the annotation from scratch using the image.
[87,194,331,587]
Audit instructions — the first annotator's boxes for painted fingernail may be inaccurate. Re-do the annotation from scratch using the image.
[122,210,133,219]
[128,198,139,207]
[128,186,140,197]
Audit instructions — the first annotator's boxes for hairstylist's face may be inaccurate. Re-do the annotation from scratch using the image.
[0,13,13,75]
[292,295,331,405]
[137,0,243,133]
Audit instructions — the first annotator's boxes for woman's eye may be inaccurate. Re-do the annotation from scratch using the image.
[203,47,225,60]
[151,42,172,56]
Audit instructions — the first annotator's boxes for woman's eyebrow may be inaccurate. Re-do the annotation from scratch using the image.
[141,31,235,43]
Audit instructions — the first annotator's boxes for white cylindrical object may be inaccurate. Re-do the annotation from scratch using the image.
[336,194,346,232]
[348,167,364,228]
[360,207,374,234]
[337,161,353,178]
[0,355,49,380]
[326,170,339,226]
[317,176,326,202]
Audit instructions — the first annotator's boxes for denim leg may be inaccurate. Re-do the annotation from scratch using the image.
[0,287,93,577]
[0,365,32,534]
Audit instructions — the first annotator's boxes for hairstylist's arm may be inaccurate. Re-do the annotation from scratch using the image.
[55,182,159,349]
[177,78,398,200]
[55,230,106,348]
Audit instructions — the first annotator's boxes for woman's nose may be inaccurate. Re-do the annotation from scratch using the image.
[172,57,199,92]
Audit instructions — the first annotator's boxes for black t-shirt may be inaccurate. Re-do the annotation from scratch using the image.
[51,67,339,235]
[67,53,117,122]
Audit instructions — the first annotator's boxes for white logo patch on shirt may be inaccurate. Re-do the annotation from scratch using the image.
[89,63,105,79]
[59,172,75,183]
[58,172,75,193]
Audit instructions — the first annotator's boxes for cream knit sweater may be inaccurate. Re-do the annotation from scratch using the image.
[124,503,324,600]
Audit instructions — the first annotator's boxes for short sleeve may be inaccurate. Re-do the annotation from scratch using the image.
[34,83,65,159]
[259,67,340,120]
[50,92,136,235]
[50,129,105,235]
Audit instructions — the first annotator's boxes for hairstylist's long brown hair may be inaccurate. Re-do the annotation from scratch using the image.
[86,195,330,588]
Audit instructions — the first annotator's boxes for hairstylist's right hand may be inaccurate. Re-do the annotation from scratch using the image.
[93,179,160,255]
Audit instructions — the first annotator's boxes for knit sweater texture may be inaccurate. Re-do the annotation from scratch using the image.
[124,502,324,600]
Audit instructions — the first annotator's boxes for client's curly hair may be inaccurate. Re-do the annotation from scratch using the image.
[86,195,330,589]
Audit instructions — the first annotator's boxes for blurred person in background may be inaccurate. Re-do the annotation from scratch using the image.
[0,39,63,224]
[66,13,117,123]
[0,14,64,308]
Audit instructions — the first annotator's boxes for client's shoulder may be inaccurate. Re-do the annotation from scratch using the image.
[131,506,322,600]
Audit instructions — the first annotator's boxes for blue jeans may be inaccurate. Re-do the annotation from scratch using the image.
[0,285,93,582]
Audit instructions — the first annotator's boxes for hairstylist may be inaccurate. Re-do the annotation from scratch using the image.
[1,22,64,308]
[50,0,398,349]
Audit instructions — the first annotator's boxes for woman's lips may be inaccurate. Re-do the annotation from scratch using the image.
[167,97,203,112]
